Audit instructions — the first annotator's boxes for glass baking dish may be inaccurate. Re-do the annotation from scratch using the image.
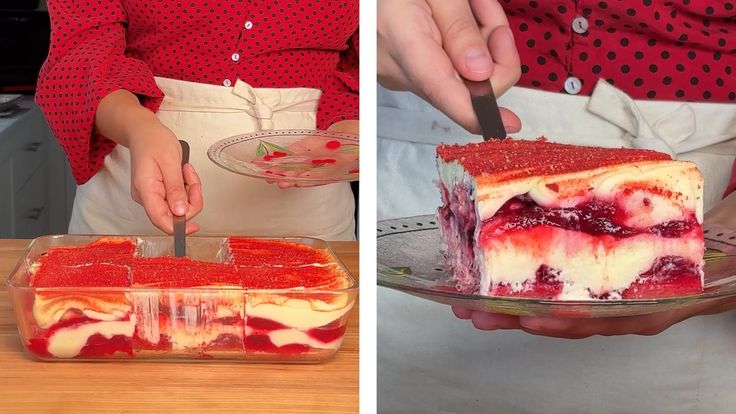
[6,235,358,363]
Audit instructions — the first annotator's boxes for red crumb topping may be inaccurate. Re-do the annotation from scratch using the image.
[130,257,242,288]
[228,238,332,267]
[31,262,131,288]
[30,237,348,289]
[437,138,672,180]
[237,264,347,289]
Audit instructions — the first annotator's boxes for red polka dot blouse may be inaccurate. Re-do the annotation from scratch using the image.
[504,0,735,101]
[35,0,359,184]
[503,0,736,196]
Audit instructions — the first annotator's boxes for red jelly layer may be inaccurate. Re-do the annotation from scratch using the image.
[78,334,133,358]
[437,138,671,180]
[27,315,134,359]
[245,316,347,354]
[492,265,564,299]
[244,335,311,354]
[621,256,702,299]
[491,257,701,300]
[483,196,698,240]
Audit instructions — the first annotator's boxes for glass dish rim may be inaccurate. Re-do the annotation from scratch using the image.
[6,234,359,294]
[206,129,359,183]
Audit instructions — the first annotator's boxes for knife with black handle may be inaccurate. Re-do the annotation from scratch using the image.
[462,78,507,140]
[173,140,190,257]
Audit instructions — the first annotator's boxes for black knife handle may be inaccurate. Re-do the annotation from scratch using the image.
[179,140,190,165]
[463,79,507,141]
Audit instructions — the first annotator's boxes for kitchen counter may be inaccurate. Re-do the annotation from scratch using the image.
[0,239,359,413]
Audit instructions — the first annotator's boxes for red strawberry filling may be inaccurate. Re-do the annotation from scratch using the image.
[438,182,703,300]
[483,196,697,239]
[28,315,134,359]
[244,316,347,355]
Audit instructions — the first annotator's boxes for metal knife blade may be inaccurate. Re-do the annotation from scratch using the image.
[173,140,190,257]
[463,78,507,140]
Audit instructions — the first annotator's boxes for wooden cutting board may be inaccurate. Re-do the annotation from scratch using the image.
[0,239,359,413]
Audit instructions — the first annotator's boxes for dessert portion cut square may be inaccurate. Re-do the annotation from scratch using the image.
[26,237,354,359]
[436,138,704,300]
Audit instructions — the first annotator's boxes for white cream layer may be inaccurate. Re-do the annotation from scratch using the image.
[268,329,342,350]
[480,230,704,300]
[46,316,137,358]
[246,299,354,330]
[438,159,704,225]
[33,294,131,329]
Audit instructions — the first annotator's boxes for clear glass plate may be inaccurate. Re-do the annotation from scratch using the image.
[208,129,359,185]
[377,215,736,318]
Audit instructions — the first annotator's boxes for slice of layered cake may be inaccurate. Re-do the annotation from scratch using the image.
[436,138,704,300]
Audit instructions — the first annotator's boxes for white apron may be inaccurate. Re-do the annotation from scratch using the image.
[70,77,355,240]
[378,84,736,413]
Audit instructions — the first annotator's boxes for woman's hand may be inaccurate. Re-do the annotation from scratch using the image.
[378,0,521,133]
[96,90,203,234]
[452,297,736,339]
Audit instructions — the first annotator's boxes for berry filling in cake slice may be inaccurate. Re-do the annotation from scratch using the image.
[436,138,705,300]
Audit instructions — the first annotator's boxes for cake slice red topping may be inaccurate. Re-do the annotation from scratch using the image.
[437,138,672,180]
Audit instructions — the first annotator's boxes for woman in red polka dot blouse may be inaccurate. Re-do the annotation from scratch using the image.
[378,1,736,412]
[36,0,358,240]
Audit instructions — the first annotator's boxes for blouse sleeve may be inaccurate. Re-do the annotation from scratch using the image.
[316,29,359,130]
[35,0,164,184]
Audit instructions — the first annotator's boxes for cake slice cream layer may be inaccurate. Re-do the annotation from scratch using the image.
[480,229,703,300]
[439,158,704,225]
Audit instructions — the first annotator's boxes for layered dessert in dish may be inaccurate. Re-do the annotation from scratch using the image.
[23,237,354,360]
[436,138,704,300]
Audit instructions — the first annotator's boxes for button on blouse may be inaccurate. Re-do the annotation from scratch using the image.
[35,0,359,185]
[507,0,735,102]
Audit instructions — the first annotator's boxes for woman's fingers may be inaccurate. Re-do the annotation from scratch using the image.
[487,25,521,96]
[517,314,677,339]
[453,307,522,330]
[377,0,520,133]
[500,107,522,133]
[470,0,509,30]
[134,175,174,234]
[471,311,522,330]
[426,0,492,80]
[159,152,189,217]
[183,163,203,220]
[185,221,200,235]
[380,1,479,130]
[452,299,731,338]
[452,306,474,319]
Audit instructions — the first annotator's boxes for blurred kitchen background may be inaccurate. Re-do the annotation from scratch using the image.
[0,0,76,239]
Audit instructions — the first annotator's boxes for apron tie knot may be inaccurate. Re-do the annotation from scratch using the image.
[232,80,283,130]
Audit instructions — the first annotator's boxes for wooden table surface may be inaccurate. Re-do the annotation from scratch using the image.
[0,239,359,413]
